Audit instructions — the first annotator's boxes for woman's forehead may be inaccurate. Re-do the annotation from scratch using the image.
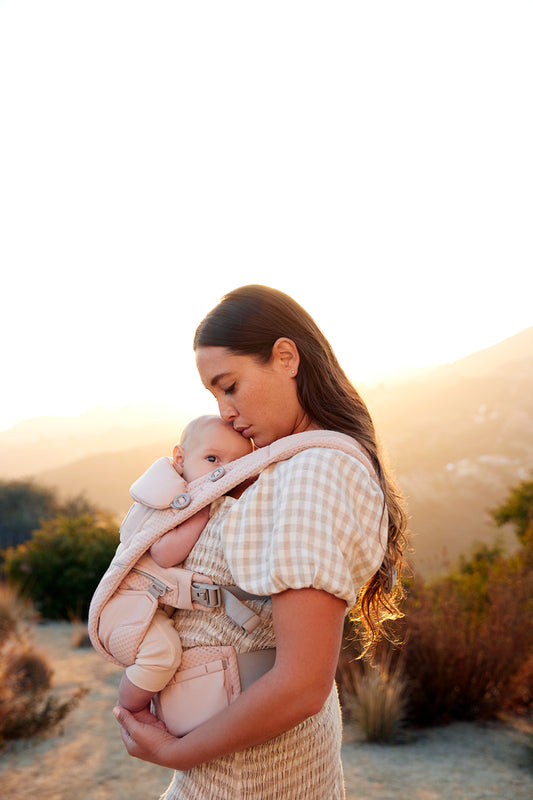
[196,347,250,385]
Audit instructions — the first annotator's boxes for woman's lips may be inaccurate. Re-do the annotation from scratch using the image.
[235,425,252,439]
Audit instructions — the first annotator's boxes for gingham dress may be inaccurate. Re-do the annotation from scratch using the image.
[160,446,388,800]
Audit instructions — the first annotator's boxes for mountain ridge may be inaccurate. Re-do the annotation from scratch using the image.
[2,326,532,574]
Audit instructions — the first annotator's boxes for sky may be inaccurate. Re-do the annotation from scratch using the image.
[1,1,532,432]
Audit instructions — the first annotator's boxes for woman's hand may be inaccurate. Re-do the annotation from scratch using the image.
[112,706,182,768]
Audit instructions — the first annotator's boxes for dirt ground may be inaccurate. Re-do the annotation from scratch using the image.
[1,622,532,800]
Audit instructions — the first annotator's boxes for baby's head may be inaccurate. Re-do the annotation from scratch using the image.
[173,415,253,483]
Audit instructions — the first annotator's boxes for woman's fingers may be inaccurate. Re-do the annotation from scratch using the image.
[113,706,139,753]
[113,705,131,728]
[113,705,178,766]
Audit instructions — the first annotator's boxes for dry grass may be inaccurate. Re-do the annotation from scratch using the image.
[0,583,86,747]
[338,655,407,743]
[1,622,532,800]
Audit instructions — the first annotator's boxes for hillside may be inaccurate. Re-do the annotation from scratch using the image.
[36,441,176,517]
[0,403,187,479]
[1,327,532,574]
[363,326,533,572]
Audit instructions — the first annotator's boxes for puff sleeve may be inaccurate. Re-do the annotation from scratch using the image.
[220,448,388,609]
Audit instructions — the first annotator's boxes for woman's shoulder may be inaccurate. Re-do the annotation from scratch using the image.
[258,444,382,509]
[272,443,374,482]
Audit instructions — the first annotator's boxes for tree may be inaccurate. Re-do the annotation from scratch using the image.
[492,478,533,546]
[0,480,99,551]
[0,480,58,551]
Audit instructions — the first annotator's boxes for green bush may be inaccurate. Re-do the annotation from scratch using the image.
[492,478,533,546]
[2,513,119,620]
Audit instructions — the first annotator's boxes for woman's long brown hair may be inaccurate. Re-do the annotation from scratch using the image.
[194,284,408,652]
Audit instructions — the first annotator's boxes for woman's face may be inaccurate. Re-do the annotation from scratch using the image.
[195,341,315,447]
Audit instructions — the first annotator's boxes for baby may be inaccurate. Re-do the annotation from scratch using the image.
[106,415,252,718]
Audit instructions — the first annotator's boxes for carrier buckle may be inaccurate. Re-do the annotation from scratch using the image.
[191,582,222,608]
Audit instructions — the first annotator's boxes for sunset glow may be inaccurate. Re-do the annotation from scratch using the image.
[1,1,532,431]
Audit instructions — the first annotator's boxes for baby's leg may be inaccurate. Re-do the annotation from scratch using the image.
[121,608,182,714]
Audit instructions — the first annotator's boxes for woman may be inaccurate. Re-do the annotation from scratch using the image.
[113,285,407,799]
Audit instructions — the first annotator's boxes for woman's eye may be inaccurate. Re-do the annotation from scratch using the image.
[224,382,236,395]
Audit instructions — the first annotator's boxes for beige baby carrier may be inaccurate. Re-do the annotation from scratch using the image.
[88,429,376,736]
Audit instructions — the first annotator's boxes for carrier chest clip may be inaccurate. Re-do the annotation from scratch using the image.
[191,582,222,608]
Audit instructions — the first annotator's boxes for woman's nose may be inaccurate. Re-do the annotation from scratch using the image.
[218,397,236,422]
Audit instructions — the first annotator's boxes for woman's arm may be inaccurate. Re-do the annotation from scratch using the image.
[113,587,346,769]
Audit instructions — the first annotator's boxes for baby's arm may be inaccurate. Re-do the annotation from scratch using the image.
[150,506,210,568]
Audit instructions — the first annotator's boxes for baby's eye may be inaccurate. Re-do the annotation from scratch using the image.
[206,455,217,463]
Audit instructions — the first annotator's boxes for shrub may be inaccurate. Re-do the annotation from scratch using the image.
[398,558,533,724]
[337,616,408,743]
[338,654,407,742]
[504,651,533,711]
[4,648,52,694]
[2,513,119,620]
[0,584,86,746]
[0,580,36,642]
[337,478,533,729]
[337,542,533,728]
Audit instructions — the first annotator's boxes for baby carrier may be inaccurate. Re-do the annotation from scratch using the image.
[88,429,377,735]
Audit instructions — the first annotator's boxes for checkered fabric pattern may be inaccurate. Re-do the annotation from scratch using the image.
[143,445,387,800]
[220,448,388,608]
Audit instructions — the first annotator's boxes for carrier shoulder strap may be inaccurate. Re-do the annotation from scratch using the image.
[88,430,378,659]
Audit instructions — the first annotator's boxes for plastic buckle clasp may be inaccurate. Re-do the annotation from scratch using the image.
[209,466,226,481]
[191,582,222,608]
[172,492,191,510]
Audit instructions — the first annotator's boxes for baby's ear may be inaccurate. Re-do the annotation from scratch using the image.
[172,444,185,475]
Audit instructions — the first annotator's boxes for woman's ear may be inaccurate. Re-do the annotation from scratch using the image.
[172,444,185,475]
[271,337,300,376]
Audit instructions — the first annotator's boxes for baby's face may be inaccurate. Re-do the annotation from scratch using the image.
[182,418,252,482]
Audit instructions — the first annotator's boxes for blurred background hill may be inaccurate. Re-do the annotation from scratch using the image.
[1,326,532,576]
[364,326,533,573]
